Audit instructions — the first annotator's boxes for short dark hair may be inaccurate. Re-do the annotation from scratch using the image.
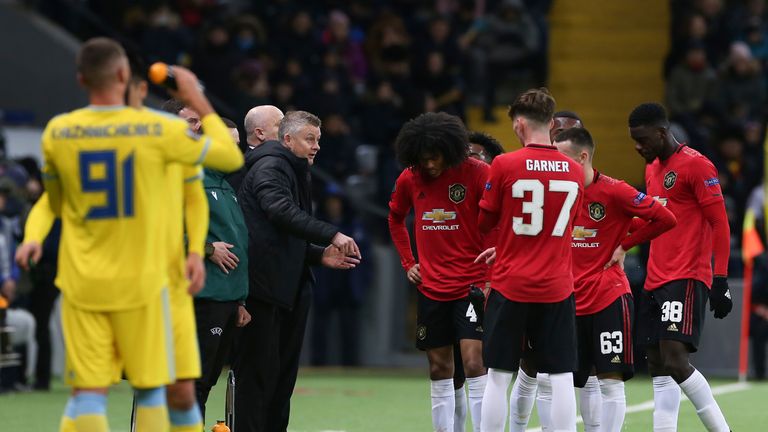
[554,127,595,154]
[160,98,186,114]
[468,131,504,161]
[553,110,583,124]
[396,112,468,168]
[508,87,556,125]
[221,117,237,129]
[76,37,127,90]
[628,103,669,128]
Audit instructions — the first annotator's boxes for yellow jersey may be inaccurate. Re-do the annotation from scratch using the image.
[41,105,243,311]
[167,163,209,292]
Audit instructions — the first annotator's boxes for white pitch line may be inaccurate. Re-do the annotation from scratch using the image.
[525,382,750,432]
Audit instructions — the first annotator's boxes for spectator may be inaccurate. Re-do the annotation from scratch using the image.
[665,43,718,120]
[715,42,766,122]
[140,5,192,66]
[313,113,358,181]
[419,51,464,117]
[478,0,540,121]
[321,10,367,87]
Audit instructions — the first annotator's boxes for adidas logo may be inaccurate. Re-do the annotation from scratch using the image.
[725,289,732,300]
[610,355,621,364]
[417,192,426,199]
[667,323,679,332]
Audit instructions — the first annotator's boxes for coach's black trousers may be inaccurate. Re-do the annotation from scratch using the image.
[194,298,239,421]
[233,283,311,432]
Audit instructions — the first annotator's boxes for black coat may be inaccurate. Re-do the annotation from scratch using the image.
[237,141,339,309]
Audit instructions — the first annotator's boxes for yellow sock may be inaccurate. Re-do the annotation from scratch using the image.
[58,416,77,432]
[74,414,109,432]
[171,424,203,432]
[135,405,170,432]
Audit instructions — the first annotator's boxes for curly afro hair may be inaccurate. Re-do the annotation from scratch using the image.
[395,112,469,169]
[468,131,504,161]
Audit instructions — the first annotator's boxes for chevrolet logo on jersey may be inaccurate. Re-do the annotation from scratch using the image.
[422,209,457,223]
[422,209,459,231]
[572,226,597,241]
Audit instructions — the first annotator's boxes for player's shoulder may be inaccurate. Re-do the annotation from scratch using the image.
[396,167,416,184]
[676,145,714,165]
[46,107,88,127]
[462,156,490,173]
[596,172,621,186]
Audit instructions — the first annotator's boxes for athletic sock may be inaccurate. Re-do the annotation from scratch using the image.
[678,369,730,432]
[536,373,552,430]
[579,376,602,431]
[432,378,456,432]
[480,368,513,432]
[73,392,109,432]
[169,405,203,432]
[135,387,170,432]
[509,368,537,432]
[599,378,626,432]
[549,372,577,432]
[467,375,487,432]
[59,397,77,432]
[454,385,467,432]
[652,376,681,432]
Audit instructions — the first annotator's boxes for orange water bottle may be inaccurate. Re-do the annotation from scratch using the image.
[211,420,230,432]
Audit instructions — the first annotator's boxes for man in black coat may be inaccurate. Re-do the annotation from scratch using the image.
[234,110,361,432]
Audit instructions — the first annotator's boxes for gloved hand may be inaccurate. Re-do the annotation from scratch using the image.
[468,285,486,324]
[709,276,733,319]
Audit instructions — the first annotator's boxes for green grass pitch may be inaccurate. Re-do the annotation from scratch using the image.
[1,369,767,431]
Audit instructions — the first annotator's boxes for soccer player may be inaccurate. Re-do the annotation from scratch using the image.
[478,88,582,432]
[629,102,732,432]
[388,112,489,432]
[468,131,505,164]
[16,37,243,432]
[549,110,584,142]
[495,110,585,432]
[554,127,676,431]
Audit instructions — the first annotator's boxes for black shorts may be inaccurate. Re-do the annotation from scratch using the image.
[637,279,708,352]
[574,294,635,387]
[482,290,577,374]
[415,291,483,351]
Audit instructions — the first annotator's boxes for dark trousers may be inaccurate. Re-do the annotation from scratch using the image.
[233,285,312,432]
[751,313,768,379]
[28,263,58,390]
[194,298,239,421]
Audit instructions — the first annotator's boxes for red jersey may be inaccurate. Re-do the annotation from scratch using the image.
[572,171,674,315]
[388,158,489,301]
[479,144,584,303]
[645,145,725,290]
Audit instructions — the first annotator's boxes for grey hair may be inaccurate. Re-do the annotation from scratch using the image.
[278,111,322,143]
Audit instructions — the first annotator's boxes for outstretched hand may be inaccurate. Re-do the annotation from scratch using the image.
[321,245,361,270]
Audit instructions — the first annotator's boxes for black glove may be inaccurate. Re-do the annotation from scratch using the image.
[709,276,733,319]
[468,284,486,324]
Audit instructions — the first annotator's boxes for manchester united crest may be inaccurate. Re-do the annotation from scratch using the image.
[588,202,606,222]
[663,171,677,190]
[449,183,466,204]
[417,325,427,341]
